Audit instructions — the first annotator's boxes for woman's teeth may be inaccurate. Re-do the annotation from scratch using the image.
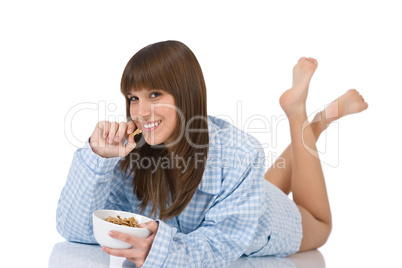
[144,120,162,129]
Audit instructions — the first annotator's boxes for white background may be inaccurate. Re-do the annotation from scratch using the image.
[1,0,401,267]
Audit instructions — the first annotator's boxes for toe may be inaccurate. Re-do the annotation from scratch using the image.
[305,57,318,65]
[311,58,318,66]
[348,89,357,95]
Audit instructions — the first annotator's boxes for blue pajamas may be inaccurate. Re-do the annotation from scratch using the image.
[56,115,302,267]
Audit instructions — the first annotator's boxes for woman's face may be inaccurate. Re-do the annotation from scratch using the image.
[128,89,178,146]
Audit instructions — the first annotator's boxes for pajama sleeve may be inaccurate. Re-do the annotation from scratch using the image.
[56,140,131,244]
[141,147,265,267]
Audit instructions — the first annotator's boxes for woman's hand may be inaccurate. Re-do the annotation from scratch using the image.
[90,121,138,158]
[102,221,159,267]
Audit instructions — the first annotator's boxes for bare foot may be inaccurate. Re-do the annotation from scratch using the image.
[279,57,318,115]
[312,89,369,129]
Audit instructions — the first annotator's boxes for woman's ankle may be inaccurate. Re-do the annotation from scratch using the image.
[311,111,328,139]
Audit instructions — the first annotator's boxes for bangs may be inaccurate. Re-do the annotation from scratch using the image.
[120,45,176,96]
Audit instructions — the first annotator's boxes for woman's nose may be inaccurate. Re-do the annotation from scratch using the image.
[137,99,151,117]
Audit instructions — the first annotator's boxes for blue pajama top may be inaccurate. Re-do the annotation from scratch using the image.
[56,115,302,267]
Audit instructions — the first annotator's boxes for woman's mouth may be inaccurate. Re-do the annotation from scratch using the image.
[142,120,162,132]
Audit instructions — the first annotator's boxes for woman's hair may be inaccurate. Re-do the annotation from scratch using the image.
[120,40,209,220]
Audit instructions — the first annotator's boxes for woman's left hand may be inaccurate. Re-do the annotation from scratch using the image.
[102,221,159,267]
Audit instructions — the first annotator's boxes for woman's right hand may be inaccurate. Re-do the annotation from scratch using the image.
[89,121,137,158]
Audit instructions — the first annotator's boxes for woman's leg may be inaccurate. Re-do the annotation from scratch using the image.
[280,57,331,251]
[277,57,368,251]
[265,113,325,195]
[266,89,368,195]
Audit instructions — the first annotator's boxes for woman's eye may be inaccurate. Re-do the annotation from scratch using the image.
[129,96,138,101]
[150,92,161,98]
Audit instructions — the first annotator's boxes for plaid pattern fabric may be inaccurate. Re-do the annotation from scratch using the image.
[56,116,302,267]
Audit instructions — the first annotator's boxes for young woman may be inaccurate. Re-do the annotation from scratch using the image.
[56,40,368,267]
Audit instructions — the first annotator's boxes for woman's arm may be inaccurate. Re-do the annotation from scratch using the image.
[56,140,131,243]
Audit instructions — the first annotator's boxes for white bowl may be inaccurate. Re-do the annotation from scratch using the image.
[92,210,153,249]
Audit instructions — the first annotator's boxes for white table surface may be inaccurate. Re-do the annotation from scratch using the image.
[48,241,325,268]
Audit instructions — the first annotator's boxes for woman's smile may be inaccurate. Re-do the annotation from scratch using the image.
[142,120,162,132]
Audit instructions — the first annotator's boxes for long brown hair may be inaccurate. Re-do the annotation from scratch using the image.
[120,41,209,220]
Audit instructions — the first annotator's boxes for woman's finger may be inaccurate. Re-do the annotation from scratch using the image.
[103,121,111,139]
[107,122,119,144]
[96,121,110,139]
[102,246,132,258]
[109,231,140,245]
[124,138,136,156]
[126,120,136,135]
[125,121,138,156]
[115,122,128,143]
[140,221,159,235]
